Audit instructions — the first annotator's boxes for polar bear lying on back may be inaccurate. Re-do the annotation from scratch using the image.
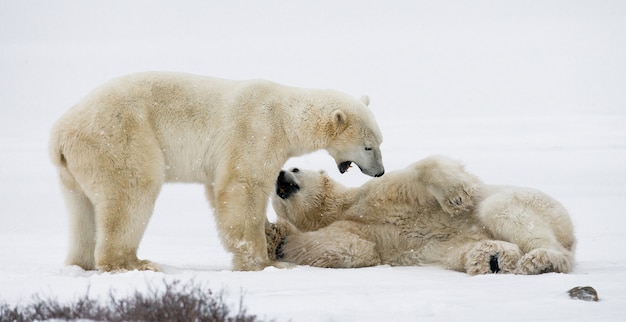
[267,156,575,274]
[49,72,384,272]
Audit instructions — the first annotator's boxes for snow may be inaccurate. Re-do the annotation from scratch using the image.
[1,1,625,321]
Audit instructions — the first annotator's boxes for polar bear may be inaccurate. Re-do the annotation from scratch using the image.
[267,156,575,274]
[49,71,384,272]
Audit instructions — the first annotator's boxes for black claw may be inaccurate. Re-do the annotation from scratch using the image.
[275,237,286,260]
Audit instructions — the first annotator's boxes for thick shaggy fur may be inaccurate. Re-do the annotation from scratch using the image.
[268,156,576,274]
[49,71,384,272]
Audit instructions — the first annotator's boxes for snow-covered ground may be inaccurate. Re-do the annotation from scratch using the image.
[1,1,625,321]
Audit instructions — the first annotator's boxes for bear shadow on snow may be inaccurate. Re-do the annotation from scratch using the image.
[266,155,576,275]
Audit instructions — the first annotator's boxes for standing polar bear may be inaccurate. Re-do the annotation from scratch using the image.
[49,71,384,272]
[267,156,575,274]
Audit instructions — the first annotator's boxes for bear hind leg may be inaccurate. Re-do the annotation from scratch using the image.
[516,248,574,274]
[478,193,574,274]
[463,240,522,275]
[281,224,381,268]
[60,182,97,270]
[93,185,161,272]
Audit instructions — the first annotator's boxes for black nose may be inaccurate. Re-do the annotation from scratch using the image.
[276,170,300,199]
[374,170,384,177]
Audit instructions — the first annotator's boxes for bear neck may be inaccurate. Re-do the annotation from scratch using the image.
[280,91,344,156]
[294,180,357,231]
[322,185,359,222]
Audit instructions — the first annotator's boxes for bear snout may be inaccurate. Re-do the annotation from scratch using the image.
[276,170,300,199]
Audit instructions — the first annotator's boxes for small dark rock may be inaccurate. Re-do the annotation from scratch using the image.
[568,286,599,302]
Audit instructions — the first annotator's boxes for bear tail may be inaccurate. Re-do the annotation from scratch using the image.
[48,124,68,168]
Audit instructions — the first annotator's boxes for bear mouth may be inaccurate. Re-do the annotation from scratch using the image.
[338,161,353,174]
[276,170,300,199]
[339,161,384,177]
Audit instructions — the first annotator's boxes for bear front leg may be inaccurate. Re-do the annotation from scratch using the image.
[214,181,274,271]
[280,222,381,268]
[414,157,481,216]
[265,219,298,261]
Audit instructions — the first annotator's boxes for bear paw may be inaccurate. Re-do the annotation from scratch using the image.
[266,221,296,261]
[98,259,161,273]
[269,261,296,269]
[416,157,481,216]
[515,248,573,274]
[434,184,477,216]
[464,241,522,275]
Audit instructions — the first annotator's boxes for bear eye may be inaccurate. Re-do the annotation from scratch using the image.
[365,147,373,151]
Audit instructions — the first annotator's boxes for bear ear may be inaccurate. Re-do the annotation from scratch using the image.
[332,109,347,126]
[330,109,349,134]
[360,95,370,107]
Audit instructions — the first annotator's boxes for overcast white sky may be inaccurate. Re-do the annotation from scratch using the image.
[1,0,625,121]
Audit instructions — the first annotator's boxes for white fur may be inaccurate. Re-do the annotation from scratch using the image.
[49,71,384,271]
[269,155,575,274]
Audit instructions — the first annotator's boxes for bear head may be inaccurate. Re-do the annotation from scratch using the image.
[325,95,385,178]
[272,167,342,232]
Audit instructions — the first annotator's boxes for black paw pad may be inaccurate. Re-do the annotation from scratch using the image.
[489,254,501,273]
